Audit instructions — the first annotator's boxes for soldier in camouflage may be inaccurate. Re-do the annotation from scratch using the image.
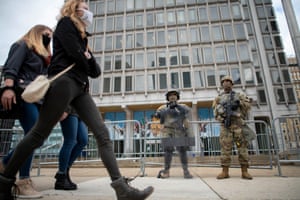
[155,90,194,179]
[212,76,253,180]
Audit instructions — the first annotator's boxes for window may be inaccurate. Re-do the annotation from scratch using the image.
[135,75,145,91]
[171,72,179,88]
[231,67,241,84]
[135,32,144,47]
[256,71,263,84]
[103,77,111,93]
[135,52,144,69]
[114,55,122,70]
[278,52,286,64]
[271,69,281,83]
[212,25,223,41]
[263,36,273,49]
[116,0,125,12]
[274,36,282,48]
[125,76,132,91]
[115,35,123,49]
[126,0,134,11]
[147,52,156,67]
[135,14,143,28]
[282,69,291,83]
[167,11,176,25]
[125,54,133,69]
[147,32,155,47]
[105,36,113,50]
[115,16,123,31]
[155,0,164,7]
[106,17,114,32]
[95,18,104,32]
[147,74,156,90]
[159,73,167,89]
[198,7,208,22]
[231,4,242,19]
[223,24,234,40]
[178,29,188,44]
[238,44,250,61]
[220,5,230,20]
[156,12,165,26]
[169,50,178,66]
[104,55,112,71]
[209,6,220,21]
[226,44,237,62]
[158,51,166,67]
[96,2,105,15]
[114,77,121,92]
[286,87,296,103]
[107,0,115,13]
[257,89,267,104]
[190,28,200,43]
[94,36,103,51]
[177,10,186,24]
[135,0,144,9]
[200,26,210,42]
[267,52,276,65]
[126,34,133,49]
[147,13,155,27]
[182,71,191,88]
[234,23,246,40]
[181,49,190,65]
[194,71,204,87]
[275,88,285,103]
[157,30,166,45]
[146,0,154,8]
[215,46,226,63]
[260,21,269,33]
[126,15,134,29]
[257,7,266,19]
[206,69,216,87]
[168,30,177,45]
[192,48,202,64]
[203,47,213,64]
[188,8,198,23]
[243,67,254,84]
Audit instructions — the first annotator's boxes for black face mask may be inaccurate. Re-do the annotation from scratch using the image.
[42,35,51,47]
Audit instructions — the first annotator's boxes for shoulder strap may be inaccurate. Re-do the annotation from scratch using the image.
[49,63,75,82]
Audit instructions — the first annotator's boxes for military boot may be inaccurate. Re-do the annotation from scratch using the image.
[183,169,193,179]
[54,173,77,190]
[66,168,77,189]
[216,166,230,179]
[0,174,16,200]
[111,176,154,200]
[157,169,170,178]
[241,165,253,180]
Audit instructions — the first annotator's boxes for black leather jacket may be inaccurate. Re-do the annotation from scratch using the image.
[48,17,101,87]
[3,41,48,87]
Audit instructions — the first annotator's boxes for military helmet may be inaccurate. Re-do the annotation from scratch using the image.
[221,75,233,85]
[165,90,180,101]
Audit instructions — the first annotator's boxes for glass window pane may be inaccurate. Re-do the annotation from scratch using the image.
[135,0,144,9]
[223,24,234,40]
[199,7,208,22]
[135,15,143,28]
[287,88,296,103]
[167,11,176,25]
[212,25,222,41]
[220,5,230,20]
[231,68,241,84]
[243,67,254,84]
[104,55,112,71]
[178,29,188,43]
[115,16,123,31]
[147,74,156,90]
[147,52,155,67]
[203,47,213,64]
[194,71,204,87]
[181,49,190,64]
[147,32,155,47]
[209,6,220,21]
[126,0,134,11]
[115,55,122,70]
[192,48,202,64]
[159,73,167,89]
[188,8,198,23]
[94,36,103,51]
[207,69,216,86]
[107,0,115,13]
[282,69,291,82]
[103,77,111,93]
[190,28,200,43]
[156,12,165,26]
[146,0,154,8]
[183,71,191,88]
[105,36,113,50]
[215,46,226,63]
[116,0,125,12]
[263,36,273,49]
[135,75,144,91]
[169,50,178,66]
[125,54,133,69]
[258,89,267,103]
[275,88,285,103]
[158,51,166,67]
[136,33,144,47]
[171,72,179,88]
[271,70,281,83]
[114,77,121,92]
[125,76,132,91]
[106,17,114,32]
[135,53,144,69]
[115,35,122,49]
[231,4,242,19]
[126,34,133,49]
[267,52,276,65]
[226,45,237,62]
[97,2,105,15]
[200,26,210,42]
[147,13,155,27]
[234,23,246,39]
[177,10,186,24]
[157,30,166,45]
[126,15,134,29]
[238,44,250,61]
[95,18,104,32]
[168,30,177,45]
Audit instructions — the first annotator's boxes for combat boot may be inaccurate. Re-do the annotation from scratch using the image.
[0,174,16,200]
[157,169,170,179]
[54,173,77,190]
[66,168,77,189]
[216,166,230,179]
[241,165,253,180]
[111,176,154,200]
[183,169,193,179]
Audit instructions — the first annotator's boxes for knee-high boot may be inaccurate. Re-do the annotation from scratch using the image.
[111,177,154,200]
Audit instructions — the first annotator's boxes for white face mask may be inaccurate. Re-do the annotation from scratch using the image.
[80,9,93,26]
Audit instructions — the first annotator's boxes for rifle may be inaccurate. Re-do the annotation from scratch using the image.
[222,91,239,128]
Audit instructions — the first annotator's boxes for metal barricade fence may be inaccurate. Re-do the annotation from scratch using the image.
[141,120,273,176]
[0,127,24,158]
[272,115,300,176]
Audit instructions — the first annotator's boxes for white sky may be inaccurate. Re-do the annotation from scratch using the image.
[0,0,299,64]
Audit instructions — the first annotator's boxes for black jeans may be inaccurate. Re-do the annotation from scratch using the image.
[3,75,121,181]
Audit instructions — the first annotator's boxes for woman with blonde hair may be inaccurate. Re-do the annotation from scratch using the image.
[0,1,153,200]
[0,24,52,199]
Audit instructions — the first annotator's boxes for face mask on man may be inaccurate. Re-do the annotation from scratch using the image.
[42,35,51,47]
[80,9,93,26]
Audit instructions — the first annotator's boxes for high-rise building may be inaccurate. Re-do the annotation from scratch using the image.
[86,0,297,129]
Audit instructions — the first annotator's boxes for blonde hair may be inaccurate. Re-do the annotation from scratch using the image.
[19,24,52,57]
[58,0,87,38]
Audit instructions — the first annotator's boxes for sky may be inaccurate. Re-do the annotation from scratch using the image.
[0,0,299,64]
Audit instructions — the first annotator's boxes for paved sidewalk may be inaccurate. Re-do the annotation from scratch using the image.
[27,165,300,200]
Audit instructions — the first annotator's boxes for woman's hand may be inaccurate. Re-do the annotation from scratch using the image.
[1,89,16,110]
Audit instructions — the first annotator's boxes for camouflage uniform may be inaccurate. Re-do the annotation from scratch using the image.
[212,76,253,179]
[155,91,194,179]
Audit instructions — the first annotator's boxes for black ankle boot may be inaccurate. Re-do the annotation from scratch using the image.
[54,173,77,190]
[0,174,16,200]
[66,168,77,189]
[111,177,154,200]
